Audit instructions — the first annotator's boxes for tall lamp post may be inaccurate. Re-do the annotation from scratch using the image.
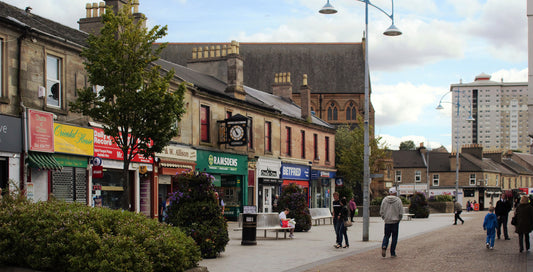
[436,89,475,201]
[319,0,401,242]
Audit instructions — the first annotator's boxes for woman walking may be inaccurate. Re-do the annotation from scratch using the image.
[336,198,350,248]
[514,195,533,252]
[349,197,357,222]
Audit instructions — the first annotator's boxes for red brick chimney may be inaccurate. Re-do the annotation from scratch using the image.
[300,74,311,121]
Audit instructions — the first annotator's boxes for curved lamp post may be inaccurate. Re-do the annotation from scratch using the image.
[436,89,475,202]
[319,0,401,242]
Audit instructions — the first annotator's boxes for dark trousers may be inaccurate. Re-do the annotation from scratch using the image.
[350,209,355,222]
[519,232,530,251]
[334,219,343,245]
[382,222,399,256]
[497,214,509,239]
[454,211,464,224]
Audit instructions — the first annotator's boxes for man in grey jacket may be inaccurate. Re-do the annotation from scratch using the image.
[380,187,403,258]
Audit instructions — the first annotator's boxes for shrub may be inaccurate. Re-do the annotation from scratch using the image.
[409,192,430,218]
[278,183,312,232]
[400,196,410,205]
[166,172,229,258]
[0,194,200,272]
[432,195,453,202]
[370,197,383,205]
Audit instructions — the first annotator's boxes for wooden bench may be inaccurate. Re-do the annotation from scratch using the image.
[233,213,295,239]
[403,207,414,221]
[309,208,333,226]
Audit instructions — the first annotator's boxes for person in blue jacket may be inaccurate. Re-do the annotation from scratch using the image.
[483,205,498,250]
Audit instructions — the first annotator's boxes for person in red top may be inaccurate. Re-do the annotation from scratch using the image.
[349,197,357,222]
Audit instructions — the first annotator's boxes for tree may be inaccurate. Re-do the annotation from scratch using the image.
[335,116,390,201]
[70,5,186,210]
[278,183,312,232]
[399,140,416,150]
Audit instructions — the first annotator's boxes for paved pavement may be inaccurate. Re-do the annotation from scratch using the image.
[199,211,533,272]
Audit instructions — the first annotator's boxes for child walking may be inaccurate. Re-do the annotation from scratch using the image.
[483,206,498,250]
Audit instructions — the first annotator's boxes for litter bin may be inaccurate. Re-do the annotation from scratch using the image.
[241,213,257,245]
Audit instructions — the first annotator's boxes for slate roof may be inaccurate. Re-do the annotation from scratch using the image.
[154,58,333,129]
[0,1,88,47]
[502,158,533,175]
[392,150,425,168]
[158,42,365,95]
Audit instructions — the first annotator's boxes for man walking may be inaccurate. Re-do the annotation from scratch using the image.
[380,187,403,258]
[495,194,512,240]
[332,192,342,248]
[454,199,464,225]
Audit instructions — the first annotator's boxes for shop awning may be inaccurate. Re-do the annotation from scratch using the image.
[27,152,62,171]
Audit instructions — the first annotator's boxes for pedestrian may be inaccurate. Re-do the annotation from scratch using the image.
[349,197,357,222]
[483,205,498,250]
[380,187,403,258]
[454,199,464,225]
[495,194,512,240]
[215,192,225,215]
[514,195,533,252]
[332,192,342,248]
[279,208,295,238]
[335,198,350,248]
[272,195,279,212]
[466,200,471,212]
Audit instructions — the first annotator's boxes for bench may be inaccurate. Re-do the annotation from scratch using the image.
[403,207,414,221]
[309,208,333,226]
[233,213,295,239]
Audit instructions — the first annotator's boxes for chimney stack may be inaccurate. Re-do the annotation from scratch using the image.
[79,1,146,35]
[272,72,293,101]
[300,74,311,121]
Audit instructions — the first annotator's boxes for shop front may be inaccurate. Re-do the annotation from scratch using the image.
[155,144,196,219]
[92,127,153,213]
[52,123,94,204]
[196,150,248,220]
[256,157,282,213]
[0,114,22,194]
[281,163,310,207]
[310,169,335,209]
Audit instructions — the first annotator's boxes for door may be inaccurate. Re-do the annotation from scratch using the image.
[263,186,273,213]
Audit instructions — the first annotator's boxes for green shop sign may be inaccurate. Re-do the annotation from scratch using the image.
[197,151,247,175]
[54,154,88,168]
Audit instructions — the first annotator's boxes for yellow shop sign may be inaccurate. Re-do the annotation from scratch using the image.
[54,123,94,156]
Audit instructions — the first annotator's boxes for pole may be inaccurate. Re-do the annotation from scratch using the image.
[455,90,460,201]
[362,0,370,242]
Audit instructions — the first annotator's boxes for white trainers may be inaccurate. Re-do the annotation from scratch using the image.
[486,243,489,249]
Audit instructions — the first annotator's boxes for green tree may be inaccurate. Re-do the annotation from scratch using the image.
[399,140,416,150]
[70,5,186,210]
[335,117,389,201]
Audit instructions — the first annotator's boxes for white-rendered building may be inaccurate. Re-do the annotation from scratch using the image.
[451,73,529,153]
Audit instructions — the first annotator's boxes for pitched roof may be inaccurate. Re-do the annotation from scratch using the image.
[0,1,88,47]
[154,58,333,129]
[392,150,425,168]
[158,42,365,95]
[502,158,533,175]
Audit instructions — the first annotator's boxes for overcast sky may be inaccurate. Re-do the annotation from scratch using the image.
[5,0,528,150]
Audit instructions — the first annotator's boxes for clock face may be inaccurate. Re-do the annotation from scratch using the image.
[229,125,244,141]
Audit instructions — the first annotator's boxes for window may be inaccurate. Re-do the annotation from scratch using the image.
[325,136,330,162]
[346,102,356,120]
[265,121,272,152]
[496,175,499,187]
[200,105,210,142]
[46,54,62,107]
[327,102,338,121]
[248,117,254,149]
[300,130,305,159]
[313,134,318,160]
[226,111,232,119]
[469,174,476,186]
[432,174,439,186]
[415,170,421,182]
[395,171,401,182]
[285,127,292,156]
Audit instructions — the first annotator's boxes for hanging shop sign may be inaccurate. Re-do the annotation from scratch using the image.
[197,150,247,175]
[0,115,22,153]
[54,123,94,156]
[28,109,54,152]
[93,127,153,163]
[281,163,310,180]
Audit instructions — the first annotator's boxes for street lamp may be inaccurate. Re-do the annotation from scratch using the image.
[436,89,475,202]
[320,0,401,242]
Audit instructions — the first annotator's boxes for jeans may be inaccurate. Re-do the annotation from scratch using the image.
[382,222,399,256]
[335,219,343,245]
[338,222,349,246]
[519,232,530,251]
[497,215,509,239]
[486,229,495,247]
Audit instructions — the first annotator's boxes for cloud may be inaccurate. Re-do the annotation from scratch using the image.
[373,82,446,126]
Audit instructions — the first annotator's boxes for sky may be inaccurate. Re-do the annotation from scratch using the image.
[4,0,528,151]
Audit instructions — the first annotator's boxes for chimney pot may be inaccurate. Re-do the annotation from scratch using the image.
[133,0,139,13]
[99,2,105,16]
[216,45,221,57]
[303,74,308,86]
[86,3,92,18]
[204,46,209,58]
[192,47,197,59]
[210,46,215,58]
[222,45,227,56]
[92,3,98,18]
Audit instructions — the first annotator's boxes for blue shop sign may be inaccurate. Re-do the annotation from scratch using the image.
[281,163,309,180]
[311,170,336,179]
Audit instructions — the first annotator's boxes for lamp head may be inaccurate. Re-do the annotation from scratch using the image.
[319,0,337,14]
[384,24,402,36]
[436,103,444,110]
